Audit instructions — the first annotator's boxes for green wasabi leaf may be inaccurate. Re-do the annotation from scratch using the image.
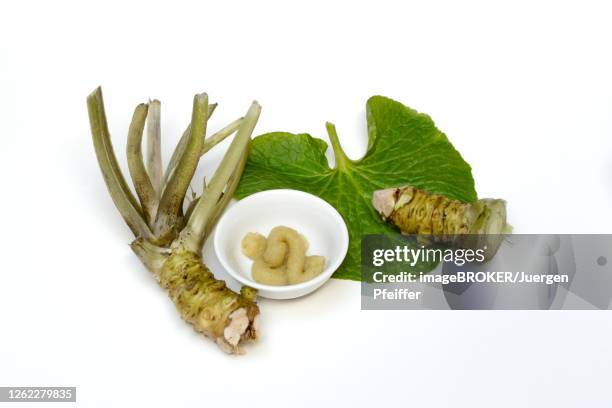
[235,95,477,281]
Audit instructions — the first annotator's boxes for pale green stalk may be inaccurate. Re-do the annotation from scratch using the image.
[126,103,157,225]
[154,94,208,240]
[146,99,162,196]
[177,101,261,253]
[162,103,217,187]
[86,88,153,239]
[203,148,249,239]
[201,117,244,155]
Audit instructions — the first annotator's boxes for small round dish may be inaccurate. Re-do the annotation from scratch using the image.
[214,189,349,299]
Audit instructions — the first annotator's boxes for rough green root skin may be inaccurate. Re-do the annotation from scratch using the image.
[161,250,259,352]
[131,239,259,353]
[392,186,474,237]
[372,185,509,257]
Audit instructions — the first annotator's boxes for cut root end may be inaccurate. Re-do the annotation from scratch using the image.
[372,187,399,219]
[216,308,260,354]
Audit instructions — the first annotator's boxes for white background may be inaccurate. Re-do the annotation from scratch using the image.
[1,0,611,407]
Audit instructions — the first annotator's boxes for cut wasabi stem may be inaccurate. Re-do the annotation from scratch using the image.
[162,104,218,188]
[177,120,248,233]
[87,88,153,239]
[177,101,261,253]
[146,99,163,196]
[372,185,510,260]
[126,103,157,225]
[163,115,243,191]
[87,87,261,354]
[201,117,244,156]
[154,94,208,242]
[203,148,249,240]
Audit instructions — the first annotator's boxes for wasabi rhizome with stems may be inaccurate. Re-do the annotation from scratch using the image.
[87,87,261,354]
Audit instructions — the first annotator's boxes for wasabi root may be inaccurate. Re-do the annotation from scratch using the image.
[87,87,261,354]
[373,185,510,258]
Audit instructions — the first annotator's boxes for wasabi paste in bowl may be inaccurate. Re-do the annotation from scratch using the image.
[214,189,349,299]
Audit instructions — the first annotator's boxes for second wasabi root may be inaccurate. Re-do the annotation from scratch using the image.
[372,185,510,258]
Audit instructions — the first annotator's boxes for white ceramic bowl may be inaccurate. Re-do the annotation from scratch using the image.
[214,189,349,299]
